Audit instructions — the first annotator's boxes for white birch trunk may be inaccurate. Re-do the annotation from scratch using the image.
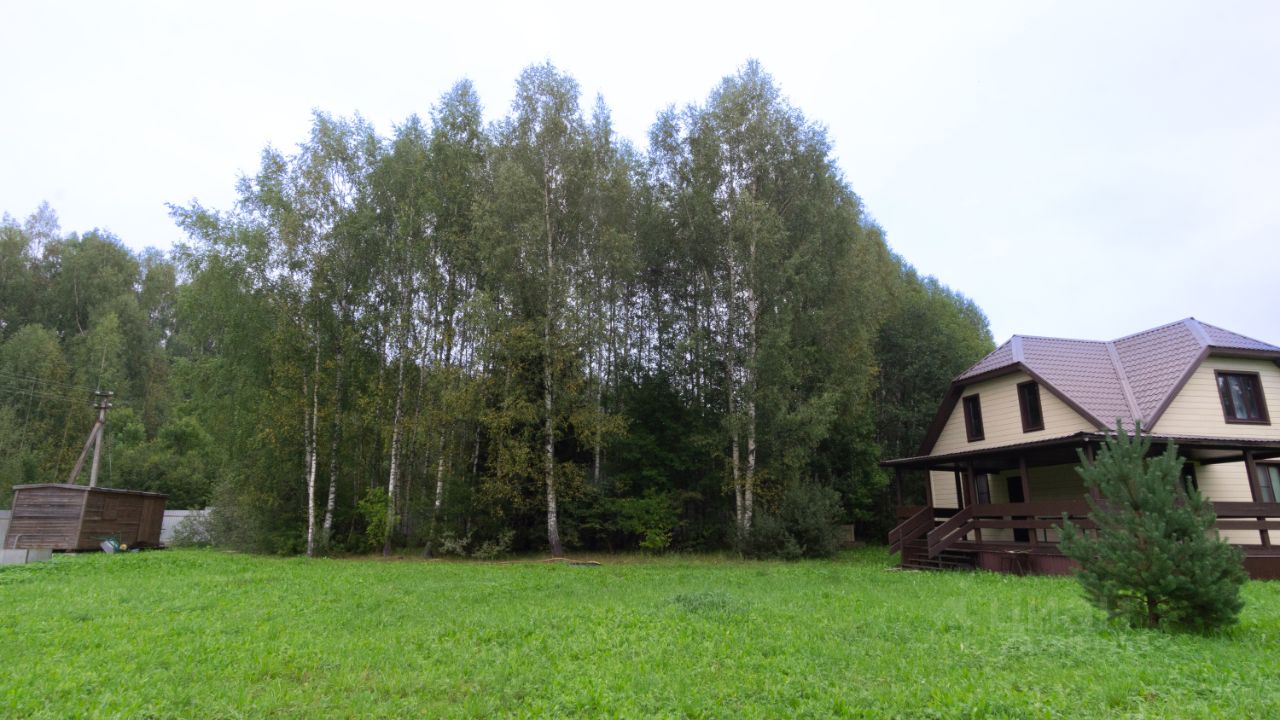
[322,348,343,545]
[744,234,758,531]
[305,343,319,557]
[423,430,447,558]
[543,160,564,557]
[383,347,406,556]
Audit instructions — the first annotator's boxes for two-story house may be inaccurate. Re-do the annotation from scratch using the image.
[885,318,1280,578]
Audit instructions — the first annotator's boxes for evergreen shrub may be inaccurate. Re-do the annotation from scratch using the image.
[1060,423,1246,631]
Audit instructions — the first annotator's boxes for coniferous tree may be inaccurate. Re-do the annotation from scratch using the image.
[1060,424,1246,631]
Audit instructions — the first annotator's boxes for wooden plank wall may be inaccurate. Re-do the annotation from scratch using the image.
[3,486,85,550]
[78,492,165,548]
[139,497,165,545]
[5,486,167,550]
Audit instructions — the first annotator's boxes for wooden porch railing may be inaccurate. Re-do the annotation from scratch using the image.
[1211,502,1280,548]
[905,499,1280,559]
[927,500,1094,558]
[888,505,932,555]
[926,505,974,558]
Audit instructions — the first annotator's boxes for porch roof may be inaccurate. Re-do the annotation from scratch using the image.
[882,432,1280,472]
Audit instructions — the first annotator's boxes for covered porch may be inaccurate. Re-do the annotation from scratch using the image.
[884,432,1280,579]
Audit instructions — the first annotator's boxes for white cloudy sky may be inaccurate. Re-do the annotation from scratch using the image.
[3,0,1278,344]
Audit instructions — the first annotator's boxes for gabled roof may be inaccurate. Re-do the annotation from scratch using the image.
[919,318,1280,455]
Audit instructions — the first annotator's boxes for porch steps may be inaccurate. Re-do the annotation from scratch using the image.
[899,539,975,571]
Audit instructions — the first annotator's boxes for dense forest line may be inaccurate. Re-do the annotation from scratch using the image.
[0,62,992,555]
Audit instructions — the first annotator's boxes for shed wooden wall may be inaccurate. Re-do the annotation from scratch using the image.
[79,491,166,548]
[3,486,84,549]
[4,485,166,551]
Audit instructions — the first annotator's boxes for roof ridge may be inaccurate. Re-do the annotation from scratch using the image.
[1195,319,1280,351]
[1111,317,1194,343]
[956,338,1013,378]
[1013,333,1108,344]
[1105,340,1142,424]
[1182,317,1212,348]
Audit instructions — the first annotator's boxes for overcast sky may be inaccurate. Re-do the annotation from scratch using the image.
[3,0,1278,345]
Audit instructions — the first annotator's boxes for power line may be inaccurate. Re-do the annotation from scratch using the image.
[0,379,131,408]
[0,368,99,394]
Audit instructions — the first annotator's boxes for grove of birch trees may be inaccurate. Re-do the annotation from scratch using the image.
[0,62,992,555]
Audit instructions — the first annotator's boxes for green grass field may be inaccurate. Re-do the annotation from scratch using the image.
[1,548,1277,719]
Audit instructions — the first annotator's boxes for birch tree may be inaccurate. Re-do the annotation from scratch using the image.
[370,117,432,555]
[487,63,595,555]
[421,80,488,557]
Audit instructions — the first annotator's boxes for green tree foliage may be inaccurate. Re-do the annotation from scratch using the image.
[866,261,994,537]
[740,481,844,560]
[647,61,904,541]
[876,263,993,461]
[1,61,994,554]
[1060,425,1246,631]
[0,210,192,508]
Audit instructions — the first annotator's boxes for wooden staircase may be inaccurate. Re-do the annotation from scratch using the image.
[898,537,975,570]
[889,505,975,571]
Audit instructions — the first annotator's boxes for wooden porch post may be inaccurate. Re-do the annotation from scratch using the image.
[954,468,964,509]
[964,462,977,508]
[1084,443,1101,502]
[1244,450,1271,548]
[1019,455,1038,545]
[924,468,934,507]
[965,462,982,542]
[1018,456,1032,501]
[894,466,904,507]
[1083,443,1101,539]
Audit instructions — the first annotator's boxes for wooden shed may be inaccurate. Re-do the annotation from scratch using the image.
[3,484,167,551]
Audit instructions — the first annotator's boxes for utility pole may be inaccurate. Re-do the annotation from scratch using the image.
[66,391,113,486]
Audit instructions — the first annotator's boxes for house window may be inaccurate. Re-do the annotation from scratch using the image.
[1017,381,1044,433]
[963,395,984,442]
[1216,371,1269,424]
[1258,464,1280,503]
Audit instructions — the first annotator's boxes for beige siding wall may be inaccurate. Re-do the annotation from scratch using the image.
[1022,463,1087,501]
[1152,357,1280,439]
[1196,460,1269,544]
[929,471,960,509]
[999,463,1085,542]
[928,463,1084,506]
[927,463,1086,542]
[1197,461,1254,502]
[931,371,1098,455]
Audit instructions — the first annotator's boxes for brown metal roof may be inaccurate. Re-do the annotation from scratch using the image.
[918,318,1280,455]
[1199,320,1280,352]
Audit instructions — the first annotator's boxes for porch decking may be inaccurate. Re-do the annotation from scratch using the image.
[888,501,1280,579]
[884,430,1280,579]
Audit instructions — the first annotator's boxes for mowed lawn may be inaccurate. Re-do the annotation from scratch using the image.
[2,549,1278,719]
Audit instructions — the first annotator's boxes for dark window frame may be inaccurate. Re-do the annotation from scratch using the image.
[1215,370,1270,425]
[962,394,984,442]
[1017,381,1045,433]
[1258,463,1280,504]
